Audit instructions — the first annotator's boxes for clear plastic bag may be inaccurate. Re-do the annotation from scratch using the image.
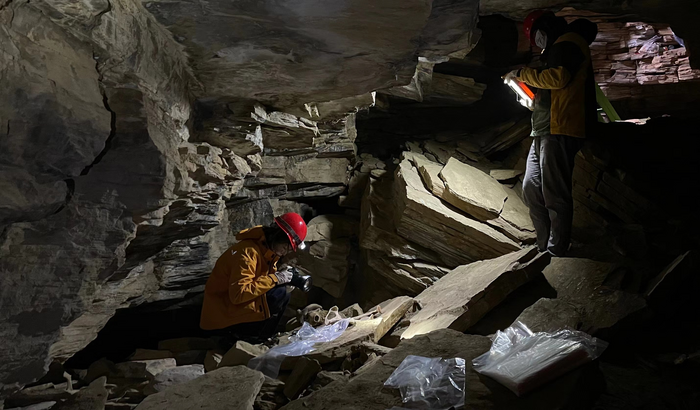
[638,35,662,54]
[248,319,349,378]
[472,321,608,396]
[384,355,466,410]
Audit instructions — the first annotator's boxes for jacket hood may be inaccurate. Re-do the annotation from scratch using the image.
[235,226,265,242]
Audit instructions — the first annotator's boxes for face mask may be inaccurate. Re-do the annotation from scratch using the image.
[535,30,548,49]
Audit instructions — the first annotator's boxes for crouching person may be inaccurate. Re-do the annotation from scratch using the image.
[200,213,307,347]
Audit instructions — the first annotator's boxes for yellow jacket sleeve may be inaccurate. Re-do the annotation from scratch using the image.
[518,66,572,90]
[227,247,278,305]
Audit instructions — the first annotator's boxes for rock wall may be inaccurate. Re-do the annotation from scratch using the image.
[1,0,196,397]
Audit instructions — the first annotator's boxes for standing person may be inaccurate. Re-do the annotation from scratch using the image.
[506,11,598,256]
[200,213,307,346]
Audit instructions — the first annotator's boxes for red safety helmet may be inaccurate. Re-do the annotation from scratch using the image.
[274,212,307,251]
[523,10,554,46]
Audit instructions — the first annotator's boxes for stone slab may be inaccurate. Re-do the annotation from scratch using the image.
[220,341,269,368]
[405,151,445,197]
[402,247,551,339]
[439,157,507,221]
[490,169,525,181]
[485,187,536,243]
[143,365,205,395]
[514,298,584,333]
[542,258,647,333]
[135,366,264,410]
[393,159,520,267]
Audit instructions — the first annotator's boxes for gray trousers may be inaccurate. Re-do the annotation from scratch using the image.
[522,135,583,256]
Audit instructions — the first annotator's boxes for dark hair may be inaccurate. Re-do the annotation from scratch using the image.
[568,19,598,45]
[263,224,289,248]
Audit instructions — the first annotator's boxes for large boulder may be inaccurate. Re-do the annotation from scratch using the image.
[406,153,535,243]
[514,298,585,333]
[219,341,269,369]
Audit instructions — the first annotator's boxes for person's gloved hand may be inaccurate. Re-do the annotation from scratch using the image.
[273,267,293,284]
[502,69,521,81]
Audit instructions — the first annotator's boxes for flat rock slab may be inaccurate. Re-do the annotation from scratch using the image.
[404,151,445,197]
[542,258,646,333]
[393,159,520,267]
[114,359,177,380]
[143,365,205,395]
[135,366,264,410]
[543,258,619,298]
[490,169,524,181]
[220,341,270,368]
[405,153,534,244]
[281,328,603,410]
[515,298,584,333]
[439,157,507,221]
[402,247,551,339]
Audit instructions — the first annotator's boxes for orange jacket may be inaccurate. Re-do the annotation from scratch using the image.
[200,226,281,330]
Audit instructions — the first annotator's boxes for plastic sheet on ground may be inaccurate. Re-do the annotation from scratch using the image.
[248,319,350,378]
[384,355,466,410]
[472,321,608,396]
